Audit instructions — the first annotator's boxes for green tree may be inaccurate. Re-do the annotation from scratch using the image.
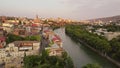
[23,50,73,68]
[24,55,41,68]
[82,63,102,68]
[6,34,24,44]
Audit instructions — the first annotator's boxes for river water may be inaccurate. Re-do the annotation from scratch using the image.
[54,28,117,68]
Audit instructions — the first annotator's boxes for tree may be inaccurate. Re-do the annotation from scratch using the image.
[24,35,41,41]
[18,21,22,25]
[66,57,74,68]
[109,38,120,61]
[6,34,41,44]
[6,34,24,44]
[23,50,73,68]
[82,63,102,68]
[24,55,41,68]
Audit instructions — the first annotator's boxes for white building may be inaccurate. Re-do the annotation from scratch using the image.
[0,41,40,67]
[2,23,13,27]
[104,32,120,40]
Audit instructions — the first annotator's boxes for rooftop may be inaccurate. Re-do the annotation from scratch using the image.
[0,37,6,41]
[13,41,39,47]
[0,45,3,48]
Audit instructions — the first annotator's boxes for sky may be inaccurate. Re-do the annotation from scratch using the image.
[0,0,120,20]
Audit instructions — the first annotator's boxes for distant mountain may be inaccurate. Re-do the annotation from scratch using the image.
[88,15,120,23]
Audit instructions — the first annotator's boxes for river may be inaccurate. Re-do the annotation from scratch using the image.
[54,28,117,68]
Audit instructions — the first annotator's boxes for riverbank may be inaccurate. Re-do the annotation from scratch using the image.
[23,27,74,68]
[54,28,118,68]
[79,40,120,68]
[65,25,120,68]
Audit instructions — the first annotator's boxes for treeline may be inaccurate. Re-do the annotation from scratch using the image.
[6,34,40,44]
[93,25,120,32]
[109,36,120,61]
[65,25,120,62]
[24,50,74,68]
[51,25,60,30]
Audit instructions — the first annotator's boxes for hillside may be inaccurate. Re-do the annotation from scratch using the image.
[89,15,120,23]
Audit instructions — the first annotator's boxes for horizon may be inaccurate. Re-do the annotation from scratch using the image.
[1,14,120,21]
[0,0,120,20]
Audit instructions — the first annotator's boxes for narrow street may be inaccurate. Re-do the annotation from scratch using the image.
[39,27,50,53]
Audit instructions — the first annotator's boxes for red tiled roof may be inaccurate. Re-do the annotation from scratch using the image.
[19,44,33,47]
[0,37,6,41]
[14,41,39,47]
[54,35,61,41]
[52,37,60,42]
[32,24,38,27]
[44,30,50,33]
[0,28,3,30]
[0,45,3,48]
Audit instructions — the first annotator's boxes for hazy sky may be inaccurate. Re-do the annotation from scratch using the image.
[0,0,120,20]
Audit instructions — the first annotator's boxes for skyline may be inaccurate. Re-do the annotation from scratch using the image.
[0,0,120,20]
